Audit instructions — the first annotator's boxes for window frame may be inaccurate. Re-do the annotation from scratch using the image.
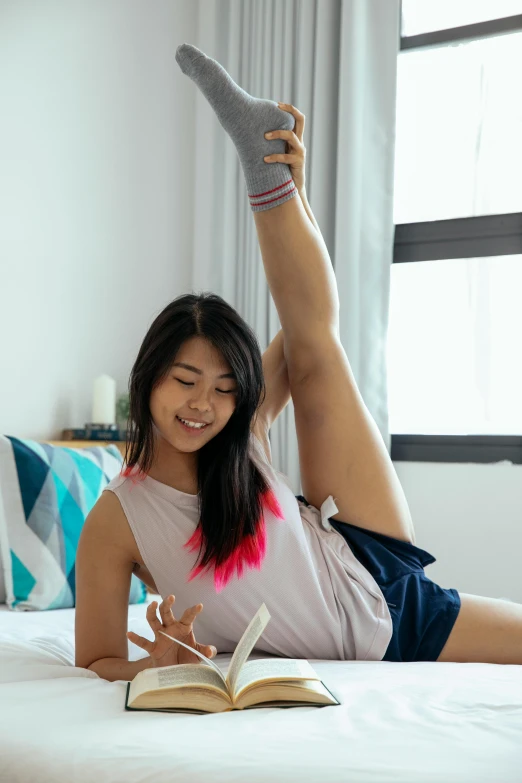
[393,8,522,464]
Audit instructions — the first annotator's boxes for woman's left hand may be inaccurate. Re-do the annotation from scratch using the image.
[264,102,307,193]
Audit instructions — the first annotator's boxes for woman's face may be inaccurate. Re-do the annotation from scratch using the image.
[149,336,238,452]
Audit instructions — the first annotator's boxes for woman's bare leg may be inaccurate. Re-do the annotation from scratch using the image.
[174,42,415,542]
[253,193,416,544]
[253,196,340,346]
[437,593,522,664]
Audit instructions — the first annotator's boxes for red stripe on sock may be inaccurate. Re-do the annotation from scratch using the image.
[248,178,295,199]
[249,183,297,207]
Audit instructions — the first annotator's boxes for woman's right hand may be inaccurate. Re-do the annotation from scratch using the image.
[127,595,217,668]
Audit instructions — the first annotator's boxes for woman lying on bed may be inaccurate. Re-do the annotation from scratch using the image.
[75,44,522,683]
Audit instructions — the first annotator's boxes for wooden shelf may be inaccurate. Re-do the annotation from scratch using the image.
[48,440,127,457]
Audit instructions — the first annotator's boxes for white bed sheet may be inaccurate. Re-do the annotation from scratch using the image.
[1,596,522,783]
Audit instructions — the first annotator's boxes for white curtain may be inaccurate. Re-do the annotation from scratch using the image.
[187,0,400,493]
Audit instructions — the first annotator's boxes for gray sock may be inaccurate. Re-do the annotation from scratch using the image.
[175,43,298,213]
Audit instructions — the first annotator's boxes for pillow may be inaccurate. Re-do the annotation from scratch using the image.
[0,436,147,611]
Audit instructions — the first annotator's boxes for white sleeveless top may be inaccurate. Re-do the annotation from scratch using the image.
[105,432,393,661]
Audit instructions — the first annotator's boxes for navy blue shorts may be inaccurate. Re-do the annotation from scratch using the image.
[296,495,461,662]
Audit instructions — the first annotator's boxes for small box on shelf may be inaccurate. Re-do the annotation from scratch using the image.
[62,426,130,442]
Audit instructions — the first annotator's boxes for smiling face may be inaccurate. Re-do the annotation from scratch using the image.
[149,336,238,455]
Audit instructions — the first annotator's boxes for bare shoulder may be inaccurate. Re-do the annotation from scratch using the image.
[86,489,140,564]
[88,490,157,593]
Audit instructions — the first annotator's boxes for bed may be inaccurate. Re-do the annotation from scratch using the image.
[1,437,521,782]
[1,595,522,783]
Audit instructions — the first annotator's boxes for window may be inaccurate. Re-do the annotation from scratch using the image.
[389,2,522,463]
[401,0,522,37]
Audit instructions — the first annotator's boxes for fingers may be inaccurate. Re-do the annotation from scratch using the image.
[154,595,203,628]
[197,642,217,658]
[146,599,165,632]
[178,602,203,627]
[264,128,305,165]
[126,630,152,653]
[157,594,176,624]
[264,129,302,149]
[146,595,203,637]
[264,153,302,164]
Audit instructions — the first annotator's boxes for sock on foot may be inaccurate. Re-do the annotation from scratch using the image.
[175,43,298,213]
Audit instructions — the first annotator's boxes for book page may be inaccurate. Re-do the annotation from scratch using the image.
[128,662,229,706]
[233,658,319,698]
[225,603,271,695]
[156,664,229,696]
[237,679,340,710]
[158,630,227,686]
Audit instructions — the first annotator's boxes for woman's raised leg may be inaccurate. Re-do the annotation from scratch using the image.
[253,193,416,544]
[175,44,415,543]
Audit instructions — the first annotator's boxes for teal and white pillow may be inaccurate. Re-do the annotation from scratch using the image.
[0,436,147,610]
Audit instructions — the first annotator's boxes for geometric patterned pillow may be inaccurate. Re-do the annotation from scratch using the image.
[0,435,147,611]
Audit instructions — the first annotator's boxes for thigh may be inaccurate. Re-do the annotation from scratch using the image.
[286,337,416,544]
[436,593,522,664]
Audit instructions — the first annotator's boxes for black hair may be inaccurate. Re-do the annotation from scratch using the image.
[124,292,279,590]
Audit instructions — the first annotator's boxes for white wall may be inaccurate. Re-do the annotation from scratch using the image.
[396,461,522,603]
[1,1,520,606]
[0,0,197,439]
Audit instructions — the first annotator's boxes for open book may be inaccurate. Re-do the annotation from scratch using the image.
[125,603,340,714]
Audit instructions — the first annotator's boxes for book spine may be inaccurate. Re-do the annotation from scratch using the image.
[62,428,89,440]
[86,429,128,441]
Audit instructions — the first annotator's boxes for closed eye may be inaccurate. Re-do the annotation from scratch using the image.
[176,379,236,394]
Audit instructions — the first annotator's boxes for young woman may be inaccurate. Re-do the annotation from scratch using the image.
[75,45,522,682]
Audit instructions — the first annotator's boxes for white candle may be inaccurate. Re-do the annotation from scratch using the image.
[92,375,116,424]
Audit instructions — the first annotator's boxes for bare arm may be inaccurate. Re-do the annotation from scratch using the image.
[76,491,151,682]
[88,655,153,681]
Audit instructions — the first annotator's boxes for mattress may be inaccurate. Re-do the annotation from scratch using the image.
[1,595,522,783]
